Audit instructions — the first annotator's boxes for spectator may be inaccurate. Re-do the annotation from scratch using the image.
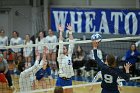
[73,45,85,76]
[16,55,25,75]
[23,34,33,69]
[0,29,8,59]
[10,31,23,61]
[124,43,140,76]
[35,31,46,58]
[45,29,58,76]
[0,54,13,89]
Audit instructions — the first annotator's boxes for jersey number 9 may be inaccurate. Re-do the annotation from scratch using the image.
[104,74,113,83]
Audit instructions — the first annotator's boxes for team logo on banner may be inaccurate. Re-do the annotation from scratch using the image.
[51,8,140,35]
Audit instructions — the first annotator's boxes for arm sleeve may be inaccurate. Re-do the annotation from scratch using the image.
[57,40,63,63]
[68,40,74,57]
[94,49,109,70]
[116,69,130,81]
[52,36,58,50]
[20,60,41,78]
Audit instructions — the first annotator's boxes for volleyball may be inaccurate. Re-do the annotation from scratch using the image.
[91,33,102,42]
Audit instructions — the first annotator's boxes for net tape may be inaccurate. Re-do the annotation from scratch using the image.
[1,36,140,49]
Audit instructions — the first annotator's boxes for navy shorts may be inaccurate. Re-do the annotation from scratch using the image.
[0,49,7,53]
[56,77,72,86]
[102,88,120,93]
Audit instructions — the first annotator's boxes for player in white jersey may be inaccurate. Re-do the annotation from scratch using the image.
[45,29,58,76]
[10,31,23,61]
[23,34,33,69]
[56,24,74,93]
[19,48,47,93]
[0,29,8,59]
[35,31,46,57]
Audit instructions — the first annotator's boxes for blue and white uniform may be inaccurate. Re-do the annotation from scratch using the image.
[56,40,74,86]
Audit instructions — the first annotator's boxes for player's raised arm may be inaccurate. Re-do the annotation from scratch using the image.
[66,23,74,57]
[58,24,64,41]
[66,23,73,40]
[40,47,48,66]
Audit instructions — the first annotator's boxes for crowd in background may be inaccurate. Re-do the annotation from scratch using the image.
[0,28,140,85]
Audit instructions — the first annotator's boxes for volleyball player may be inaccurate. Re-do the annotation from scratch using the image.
[56,24,74,93]
[45,29,58,76]
[35,31,46,58]
[10,31,23,59]
[23,34,33,69]
[90,71,123,92]
[19,48,47,93]
[0,29,8,59]
[92,34,131,93]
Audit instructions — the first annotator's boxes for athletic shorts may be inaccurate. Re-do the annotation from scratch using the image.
[0,49,7,53]
[56,77,72,86]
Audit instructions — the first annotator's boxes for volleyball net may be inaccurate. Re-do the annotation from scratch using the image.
[0,36,140,93]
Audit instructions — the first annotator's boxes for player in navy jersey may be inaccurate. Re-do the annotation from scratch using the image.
[93,48,131,93]
[90,33,131,93]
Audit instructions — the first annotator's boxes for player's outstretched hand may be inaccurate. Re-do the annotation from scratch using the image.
[35,49,40,61]
[124,62,132,73]
[42,47,47,62]
[58,24,64,32]
[66,23,72,31]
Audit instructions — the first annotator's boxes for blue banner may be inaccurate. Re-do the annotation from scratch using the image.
[50,8,140,35]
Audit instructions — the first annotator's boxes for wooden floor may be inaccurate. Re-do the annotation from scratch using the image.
[0,75,140,93]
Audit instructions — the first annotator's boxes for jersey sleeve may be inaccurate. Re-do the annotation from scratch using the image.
[52,36,58,50]
[94,49,109,70]
[68,40,74,57]
[116,68,130,81]
[57,40,63,63]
